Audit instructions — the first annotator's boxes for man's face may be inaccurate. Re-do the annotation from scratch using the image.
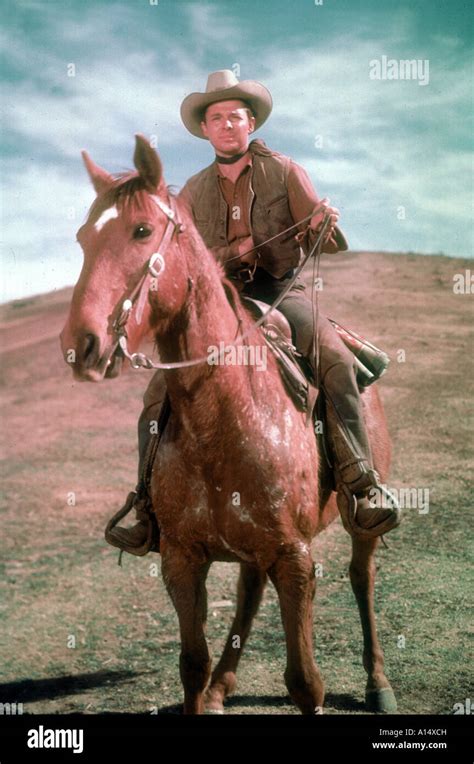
[201,99,255,156]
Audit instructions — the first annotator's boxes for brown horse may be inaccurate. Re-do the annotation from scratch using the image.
[60,135,398,715]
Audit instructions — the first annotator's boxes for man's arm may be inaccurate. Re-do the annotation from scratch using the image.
[287,161,348,253]
[209,240,250,271]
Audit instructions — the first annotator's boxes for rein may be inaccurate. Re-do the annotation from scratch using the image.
[223,205,327,265]
[111,194,330,372]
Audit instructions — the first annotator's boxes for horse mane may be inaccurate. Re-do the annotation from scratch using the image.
[173,197,254,337]
[86,171,171,225]
[153,194,262,371]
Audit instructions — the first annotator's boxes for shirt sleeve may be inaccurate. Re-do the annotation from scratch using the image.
[209,242,241,271]
[287,160,346,254]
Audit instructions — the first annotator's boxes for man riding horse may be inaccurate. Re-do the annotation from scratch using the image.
[106,70,400,554]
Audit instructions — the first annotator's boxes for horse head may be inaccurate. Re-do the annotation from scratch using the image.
[60,135,192,381]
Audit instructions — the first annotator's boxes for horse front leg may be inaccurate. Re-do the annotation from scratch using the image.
[161,545,211,714]
[350,536,398,713]
[268,547,324,714]
[204,563,267,713]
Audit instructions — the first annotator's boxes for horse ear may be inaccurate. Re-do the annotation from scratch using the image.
[134,133,162,191]
[81,150,113,195]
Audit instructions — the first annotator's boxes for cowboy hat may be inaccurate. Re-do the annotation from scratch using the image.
[180,70,273,139]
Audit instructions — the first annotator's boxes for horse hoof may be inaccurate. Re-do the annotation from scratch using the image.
[365,687,398,713]
[204,707,224,715]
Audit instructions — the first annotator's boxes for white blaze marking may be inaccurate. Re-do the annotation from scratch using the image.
[94,206,118,232]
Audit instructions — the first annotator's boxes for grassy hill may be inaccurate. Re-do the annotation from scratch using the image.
[0,251,472,714]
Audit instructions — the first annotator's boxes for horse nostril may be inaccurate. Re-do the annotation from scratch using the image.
[82,333,99,365]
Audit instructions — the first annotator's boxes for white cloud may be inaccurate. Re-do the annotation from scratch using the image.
[256,38,472,255]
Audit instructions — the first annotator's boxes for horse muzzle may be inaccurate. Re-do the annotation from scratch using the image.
[61,330,124,382]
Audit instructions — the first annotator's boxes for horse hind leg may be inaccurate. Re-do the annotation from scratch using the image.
[350,536,398,713]
[161,547,211,714]
[204,563,267,714]
[268,548,324,714]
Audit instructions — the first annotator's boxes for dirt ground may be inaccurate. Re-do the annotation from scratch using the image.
[0,251,472,715]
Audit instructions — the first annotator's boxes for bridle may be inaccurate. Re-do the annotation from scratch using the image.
[107,193,331,373]
[107,194,183,370]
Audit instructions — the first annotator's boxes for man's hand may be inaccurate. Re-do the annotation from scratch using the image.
[309,197,340,240]
[237,236,258,265]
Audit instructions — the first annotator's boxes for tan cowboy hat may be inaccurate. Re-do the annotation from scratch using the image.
[180,70,273,139]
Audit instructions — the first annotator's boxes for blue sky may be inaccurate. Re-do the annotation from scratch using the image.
[1,0,472,302]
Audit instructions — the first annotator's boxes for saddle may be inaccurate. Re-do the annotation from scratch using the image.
[241,297,390,417]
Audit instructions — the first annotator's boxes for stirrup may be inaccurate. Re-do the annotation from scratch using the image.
[336,483,402,539]
[105,491,159,556]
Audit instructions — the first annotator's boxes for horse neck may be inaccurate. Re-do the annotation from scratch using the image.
[154,227,264,435]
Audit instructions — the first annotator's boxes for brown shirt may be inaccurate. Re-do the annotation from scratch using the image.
[215,153,253,243]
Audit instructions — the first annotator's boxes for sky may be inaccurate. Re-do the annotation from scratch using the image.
[1,0,472,303]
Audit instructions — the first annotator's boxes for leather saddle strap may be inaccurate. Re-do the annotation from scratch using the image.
[138,394,172,503]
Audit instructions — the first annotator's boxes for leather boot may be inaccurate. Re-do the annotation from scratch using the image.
[324,388,402,539]
[104,391,171,555]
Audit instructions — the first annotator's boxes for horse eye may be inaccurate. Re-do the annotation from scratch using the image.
[133,224,152,240]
